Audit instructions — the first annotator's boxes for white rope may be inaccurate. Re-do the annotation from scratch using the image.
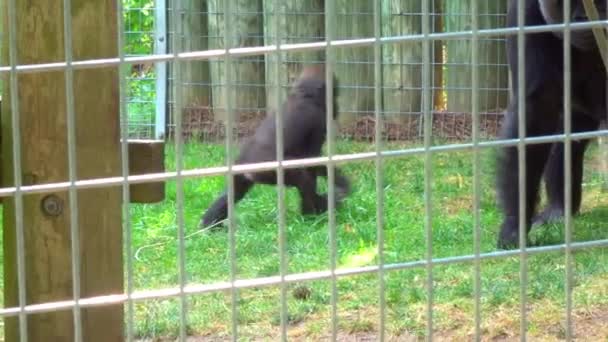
[134,221,224,261]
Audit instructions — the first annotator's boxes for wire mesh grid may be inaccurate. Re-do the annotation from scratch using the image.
[1,0,608,341]
[124,0,162,139]
[164,1,510,143]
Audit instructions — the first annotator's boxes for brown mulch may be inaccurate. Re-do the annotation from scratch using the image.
[168,105,506,143]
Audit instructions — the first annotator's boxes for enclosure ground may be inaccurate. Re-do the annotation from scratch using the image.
[1,140,606,341]
[136,299,608,341]
[175,108,504,142]
[121,140,607,341]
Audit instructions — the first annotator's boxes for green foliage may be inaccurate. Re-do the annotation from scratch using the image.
[122,0,157,137]
[124,0,155,56]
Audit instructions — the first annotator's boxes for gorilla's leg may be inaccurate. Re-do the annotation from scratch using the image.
[285,169,327,214]
[496,104,560,249]
[312,166,351,202]
[533,115,599,226]
[200,174,254,227]
[333,168,352,202]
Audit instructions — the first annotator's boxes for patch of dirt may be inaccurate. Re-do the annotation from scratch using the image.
[571,308,608,341]
[136,304,608,341]
[441,195,473,215]
[171,106,506,143]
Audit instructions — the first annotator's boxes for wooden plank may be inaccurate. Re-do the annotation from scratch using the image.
[263,0,325,109]
[444,0,508,113]
[179,0,211,109]
[208,0,266,123]
[1,0,124,340]
[381,0,424,124]
[334,0,375,126]
[128,139,166,203]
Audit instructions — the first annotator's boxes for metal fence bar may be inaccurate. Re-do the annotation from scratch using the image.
[3,20,607,75]
[222,0,239,340]
[169,0,189,338]
[324,0,338,339]
[373,0,386,340]
[421,0,434,339]
[0,238,606,319]
[562,0,574,339]
[272,1,288,340]
[272,0,289,341]
[6,0,28,337]
[62,0,82,339]
[154,0,168,140]
[117,0,135,339]
[470,0,482,340]
[516,0,529,339]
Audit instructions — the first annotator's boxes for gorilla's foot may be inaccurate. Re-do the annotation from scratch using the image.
[531,205,565,226]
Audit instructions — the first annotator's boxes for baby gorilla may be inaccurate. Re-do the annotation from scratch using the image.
[200,65,350,228]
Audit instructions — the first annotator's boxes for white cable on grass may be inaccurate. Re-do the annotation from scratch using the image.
[134,221,224,261]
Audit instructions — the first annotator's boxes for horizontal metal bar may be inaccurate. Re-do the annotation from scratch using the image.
[0,129,605,197]
[0,238,605,318]
[1,20,606,75]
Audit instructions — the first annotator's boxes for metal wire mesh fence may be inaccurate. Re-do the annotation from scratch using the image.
[165,0,510,142]
[1,0,608,341]
[124,0,166,139]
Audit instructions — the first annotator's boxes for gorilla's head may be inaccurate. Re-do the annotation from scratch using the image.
[292,65,340,120]
[538,0,607,50]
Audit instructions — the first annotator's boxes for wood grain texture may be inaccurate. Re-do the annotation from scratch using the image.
[2,0,124,340]
[128,139,165,203]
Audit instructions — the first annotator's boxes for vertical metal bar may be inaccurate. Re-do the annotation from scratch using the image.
[562,0,574,340]
[372,0,386,340]
[116,0,135,340]
[170,0,188,339]
[324,0,338,339]
[6,0,28,338]
[272,1,288,341]
[223,0,238,340]
[62,0,82,339]
[154,0,168,140]
[421,0,434,340]
[470,0,481,340]
[516,0,529,340]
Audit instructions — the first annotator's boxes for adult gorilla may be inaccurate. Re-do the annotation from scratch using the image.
[497,0,607,248]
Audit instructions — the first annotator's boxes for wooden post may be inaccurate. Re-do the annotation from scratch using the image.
[208,0,266,124]
[1,0,124,340]
[128,139,166,203]
[444,0,508,113]
[381,0,424,125]
[335,0,375,126]
[263,0,325,110]
[179,0,212,108]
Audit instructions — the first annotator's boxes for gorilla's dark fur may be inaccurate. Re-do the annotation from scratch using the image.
[200,65,350,227]
[497,0,607,248]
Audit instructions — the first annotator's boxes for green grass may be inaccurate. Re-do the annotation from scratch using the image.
[126,139,608,339]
